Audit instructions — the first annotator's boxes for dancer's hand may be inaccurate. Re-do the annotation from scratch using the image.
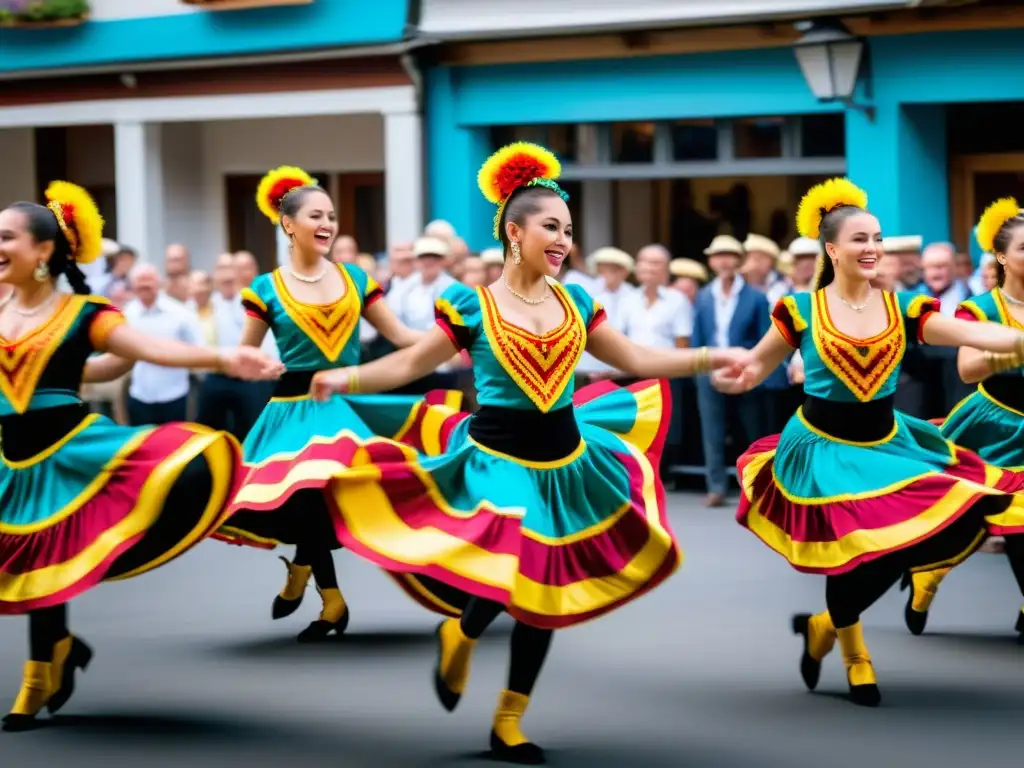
[708,347,753,377]
[310,367,355,401]
[711,361,761,394]
[788,356,805,384]
[219,348,285,381]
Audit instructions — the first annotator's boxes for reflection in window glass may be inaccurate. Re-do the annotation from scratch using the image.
[671,119,718,161]
[611,122,656,163]
[734,117,784,159]
[801,114,845,157]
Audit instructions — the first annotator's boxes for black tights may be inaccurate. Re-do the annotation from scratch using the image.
[825,499,998,629]
[293,544,338,590]
[460,597,553,697]
[1003,535,1024,597]
[28,604,69,662]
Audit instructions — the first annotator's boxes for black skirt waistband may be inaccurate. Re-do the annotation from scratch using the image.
[468,404,581,463]
[273,370,317,399]
[800,394,895,443]
[980,376,1024,413]
[0,404,93,463]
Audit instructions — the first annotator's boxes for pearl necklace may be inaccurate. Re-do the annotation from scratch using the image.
[0,291,58,317]
[836,288,873,313]
[501,275,549,305]
[1001,287,1024,307]
[288,267,326,284]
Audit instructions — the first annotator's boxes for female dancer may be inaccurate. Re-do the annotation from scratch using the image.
[309,142,750,763]
[0,182,280,731]
[212,167,470,641]
[900,198,1024,639]
[714,178,1024,708]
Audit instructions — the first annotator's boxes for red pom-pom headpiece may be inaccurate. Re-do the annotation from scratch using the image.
[256,166,317,225]
[478,142,567,240]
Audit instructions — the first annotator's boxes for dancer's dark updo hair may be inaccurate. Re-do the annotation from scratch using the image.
[5,202,91,295]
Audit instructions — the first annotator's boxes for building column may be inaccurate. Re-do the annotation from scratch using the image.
[845,103,948,245]
[383,110,424,247]
[425,68,494,251]
[581,180,613,254]
[114,121,164,261]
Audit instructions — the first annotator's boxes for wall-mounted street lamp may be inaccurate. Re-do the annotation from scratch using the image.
[793,19,875,121]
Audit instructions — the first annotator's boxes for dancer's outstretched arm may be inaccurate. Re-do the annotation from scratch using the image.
[310,327,456,398]
[82,354,134,383]
[920,314,1024,384]
[364,300,423,349]
[709,326,793,395]
[585,322,750,379]
[105,324,283,381]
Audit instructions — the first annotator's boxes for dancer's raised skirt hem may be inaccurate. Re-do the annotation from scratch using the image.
[325,379,682,629]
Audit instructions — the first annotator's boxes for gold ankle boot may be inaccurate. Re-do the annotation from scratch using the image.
[792,611,836,690]
[836,622,880,707]
[47,635,93,714]
[2,661,53,731]
[490,690,545,765]
[296,586,350,643]
[272,557,313,620]
[902,567,950,635]
[433,618,476,712]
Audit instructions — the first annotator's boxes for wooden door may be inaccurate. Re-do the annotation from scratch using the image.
[336,172,385,255]
[949,154,1024,251]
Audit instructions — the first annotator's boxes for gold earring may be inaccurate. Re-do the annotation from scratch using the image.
[511,241,522,265]
[33,262,50,282]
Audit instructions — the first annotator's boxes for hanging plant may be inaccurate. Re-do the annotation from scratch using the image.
[0,0,90,27]
[179,0,313,9]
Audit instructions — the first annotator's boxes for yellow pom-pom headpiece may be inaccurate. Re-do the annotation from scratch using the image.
[796,178,868,240]
[976,198,1022,253]
[477,142,568,240]
[256,166,317,225]
[44,181,105,265]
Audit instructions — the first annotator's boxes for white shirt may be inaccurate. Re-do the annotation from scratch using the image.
[620,286,693,349]
[592,282,637,331]
[392,272,456,333]
[933,281,971,318]
[123,295,204,404]
[710,275,746,349]
[562,269,600,294]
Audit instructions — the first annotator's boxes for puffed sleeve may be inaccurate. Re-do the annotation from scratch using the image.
[343,263,384,314]
[87,298,126,352]
[900,292,941,345]
[435,282,480,352]
[564,283,607,333]
[771,294,807,349]
[955,299,987,323]
[241,275,271,324]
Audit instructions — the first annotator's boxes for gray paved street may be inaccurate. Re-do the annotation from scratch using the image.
[1,493,1022,767]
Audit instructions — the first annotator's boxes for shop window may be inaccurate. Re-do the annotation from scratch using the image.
[671,119,718,162]
[611,121,655,163]
[734,117,784,159]
[800,114,845,157]
[489,125,577,163]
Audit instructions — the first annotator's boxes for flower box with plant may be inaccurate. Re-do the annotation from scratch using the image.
[0,0,90,27]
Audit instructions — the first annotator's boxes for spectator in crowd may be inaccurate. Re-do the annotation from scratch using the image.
[480,248,505,284]
[233,250,259,289]
[919,242,974,414]
[784,237,821,292]
[188,269,217,346]
[123,264,204,425]
[560,243,598,292]
[742,233,786,304]
[460,255,487,287]
[163,243,192,303]
[979,253,999,292]
[883,235,925,291]
[691,235,770,506]
[331,235,358,264]
[668,258,708,303]
[103,245,137,300]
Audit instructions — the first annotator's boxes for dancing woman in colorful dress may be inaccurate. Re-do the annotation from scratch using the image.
[212,167,470,641]
[714,178,1024,707]
[309,143,750,763]
[0,183,281,731]
[901,199,1024,640]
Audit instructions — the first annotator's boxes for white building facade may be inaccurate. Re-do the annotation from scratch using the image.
[0,0,423,270]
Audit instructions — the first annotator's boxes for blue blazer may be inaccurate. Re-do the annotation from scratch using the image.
[691,282,786,390]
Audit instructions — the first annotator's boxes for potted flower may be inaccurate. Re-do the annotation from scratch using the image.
[0,0,90,27]
[179,0,313,9]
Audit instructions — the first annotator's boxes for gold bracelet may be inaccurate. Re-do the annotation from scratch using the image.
[1015,334,1024,362]
[693,346,710,376]
[346,367,361,394]
[986,351,1021,374]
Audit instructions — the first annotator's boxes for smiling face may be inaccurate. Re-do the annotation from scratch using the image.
[0,206,55,288]
[824,211,882,284]
[505,192,573,277]
[281,189,337,258]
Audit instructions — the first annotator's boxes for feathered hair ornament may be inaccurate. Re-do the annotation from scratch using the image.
[976,198,1022,253]
[256,166,317,225]
[796,178,868,240]
[477,142,568,239]
[44,181,105,265]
